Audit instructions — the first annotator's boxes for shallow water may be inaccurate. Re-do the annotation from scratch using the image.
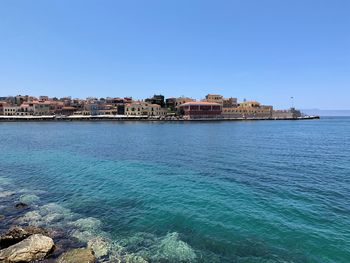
[1,118,350,262]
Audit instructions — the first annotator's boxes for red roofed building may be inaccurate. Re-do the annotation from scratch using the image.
[178,101,222,119]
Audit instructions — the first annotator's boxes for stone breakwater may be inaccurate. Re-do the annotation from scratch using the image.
[0,176,197,263]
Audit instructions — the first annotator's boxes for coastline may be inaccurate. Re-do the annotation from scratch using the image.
[0,115,320,122]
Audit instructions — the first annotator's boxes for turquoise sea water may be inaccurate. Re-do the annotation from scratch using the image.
[0,118,350,262]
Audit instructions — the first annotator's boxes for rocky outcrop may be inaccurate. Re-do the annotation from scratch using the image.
[0,234,54,262]
[0,225,49,249]
[56,248,96,263]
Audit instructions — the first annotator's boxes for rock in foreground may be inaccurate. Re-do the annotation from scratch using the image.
[0,225,49,249]
[56,248,96,263]
[0,234,54,262]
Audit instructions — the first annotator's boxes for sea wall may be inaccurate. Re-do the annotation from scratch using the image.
[0,115,320,122]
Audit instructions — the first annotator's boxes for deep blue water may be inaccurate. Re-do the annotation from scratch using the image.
[0,118,350,262]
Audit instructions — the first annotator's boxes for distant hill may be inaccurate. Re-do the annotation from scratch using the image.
[302,109,350,116]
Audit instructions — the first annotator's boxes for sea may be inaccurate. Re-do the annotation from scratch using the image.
[0,117,349,262]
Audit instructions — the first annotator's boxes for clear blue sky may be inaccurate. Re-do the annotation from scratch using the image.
[0,0,349,109]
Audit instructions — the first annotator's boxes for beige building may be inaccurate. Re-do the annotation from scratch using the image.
[33,102,51,115]
[16,102,35,116]
[222,101,273,119]
[3,106,18,116]
[223,97,238,108]
[125,102,167,116]
[204,94,224,105]
[175,97,195,108]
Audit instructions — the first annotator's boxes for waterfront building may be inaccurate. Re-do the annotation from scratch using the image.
[60,97,73,107]
[222,101,273,119]
[125,101,167,117]
[125,102,145,116]
[14,95,29,106]
[16,102,35,116]
[178,101,222,119]
[3,105,18,116]
[84,102,99,115]
[145,94,165,108]
[33,102,51,115]
[48,101,64,115]
[98,104,118,115]
[61,106,76,116]
[105,97,126,115]
[223,97,238,108]
[175,97,195,108]
[165,97,176,112]
[0,102,9,115]
[205,94,224,105]
[39,96,49,101]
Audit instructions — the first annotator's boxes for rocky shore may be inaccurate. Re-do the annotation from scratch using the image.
[0,203,98,263]
[0,176,197,263]
[0,199,147,263]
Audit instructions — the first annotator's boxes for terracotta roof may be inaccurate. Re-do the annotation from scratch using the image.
[179,101,221,106]
[62,106,76,110]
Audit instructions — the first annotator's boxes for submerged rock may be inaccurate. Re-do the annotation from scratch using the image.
[71,230,96,243]
[0,226,49,249]
[19,194,40,205]
[0,234,54,262]
[0,215,5,221]
[106,252,148,263]
[16,210,42,226]
[152,232,197,262]
[39,203,75,224]
[87,236,111,258]
[44,212,65,223]
[71,217,102,231]
[16,203,75,227]
[40,203,72,217]
[124,254,149,263]
[56,248,96,263]
[15,202,28,209]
